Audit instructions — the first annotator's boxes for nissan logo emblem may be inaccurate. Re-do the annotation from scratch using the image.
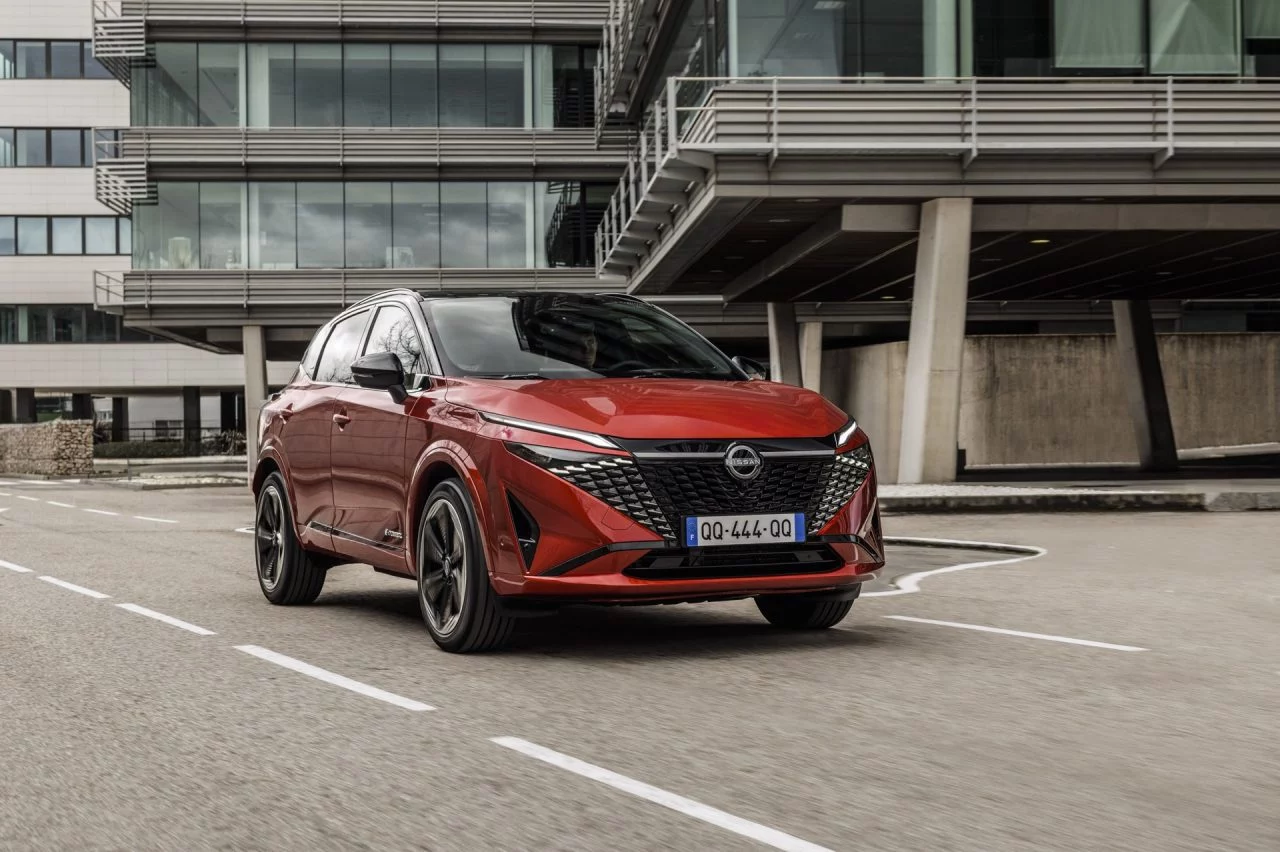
[724,443,763,482]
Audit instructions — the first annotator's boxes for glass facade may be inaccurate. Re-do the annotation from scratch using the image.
[131,42,598,128]
[0,305,157,343]
[0,128,106,167]
[132,181,606,270]
[0,40,112,79]
[0,216,130,256]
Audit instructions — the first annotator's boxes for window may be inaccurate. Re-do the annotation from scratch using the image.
[363,305,427,376]
[0,305,143,344]
[344,182,392,268]
[49,129,84,167]
[295,44,342,127]
[86,217,118,254]
[1151,0,1241,74]
[16,130,47,166]
[441,182,488,267]
[439,45,487,127]
[0,216,128,256]
[18,218,48,254]
[83,42,111,79]
[16,41,47,78]
[247,43,294,128]
[0,41,13,79]
[50,41,81,78]
[199,183,246,268]
[391,45,437,127]
[486,45,529,128]
[0,217,14,255]
[51,218,83,255]
[149,43,199,127]
[198,43,244,127]
[344,44,391,127]
[314,311,370,385]
[0,41,108,79]
[248,182,297,268]
[0,129,12,167]
[391,182,440,268]
[297,182,344,268]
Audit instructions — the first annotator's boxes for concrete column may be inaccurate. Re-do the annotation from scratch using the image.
[898,198,974,484]
[800,322,824,393]
[0,390,12,424]
[111,397,129,442]
[182,386,202,456]
[15,388,37,424]
[1112,300,1178,471]
[70,393,94,421]
[766,303,803,386]
[243,325,269,471]
[219,391,239,433]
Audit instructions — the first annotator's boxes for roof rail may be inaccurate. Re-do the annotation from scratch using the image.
[346,288,423,310]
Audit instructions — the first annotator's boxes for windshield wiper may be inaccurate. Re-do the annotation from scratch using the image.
[614,367,716,379]
[472,372,546,380]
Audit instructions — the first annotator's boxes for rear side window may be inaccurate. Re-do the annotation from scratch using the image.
[314,310,369,385]
[362,305,427,377]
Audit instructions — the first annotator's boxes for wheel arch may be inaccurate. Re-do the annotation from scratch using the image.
[406,443,495,575]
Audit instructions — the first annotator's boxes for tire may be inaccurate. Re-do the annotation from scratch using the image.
[254,472,327,605]
[754,589,858,630]
[416,479,516,653]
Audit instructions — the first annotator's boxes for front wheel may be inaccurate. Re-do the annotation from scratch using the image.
[416,480,516,653]
[255,472,327,605]
[755,589,858,630]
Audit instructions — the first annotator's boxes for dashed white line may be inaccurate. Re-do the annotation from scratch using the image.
[884,615,1148,652]
[234,527,254,535]
[866,536,1047,598]
[37,576,111,599]
[46,501,76,508]
[0,559,34,573]
[133,516,178,524]
[16,495,40,502]
[0,491,11,496]
[0,507,8,514]
[83,508,119,516]
[117,603,216,636]
[492,737,833,852]
[234,645,434,712]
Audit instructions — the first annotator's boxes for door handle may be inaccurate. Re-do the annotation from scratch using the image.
[332,412,351,427]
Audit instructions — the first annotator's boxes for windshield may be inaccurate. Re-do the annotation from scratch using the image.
[423,294,744,381]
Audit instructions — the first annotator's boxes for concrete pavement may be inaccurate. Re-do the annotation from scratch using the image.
[1,479,1277,851]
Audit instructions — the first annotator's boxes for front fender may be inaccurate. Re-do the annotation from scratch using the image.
[405,441,497,581]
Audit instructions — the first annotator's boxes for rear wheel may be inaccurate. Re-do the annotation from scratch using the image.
[416,480,516,653]
[255,472,327,605]
[755,589,858,630]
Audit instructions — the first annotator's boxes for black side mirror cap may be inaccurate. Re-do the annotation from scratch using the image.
[351,351,409,404]
[731,355,769,381]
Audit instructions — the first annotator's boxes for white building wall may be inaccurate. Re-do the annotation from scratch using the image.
[0,170,121,216]
[0,80,130,127]
[0,256,131,303]
[0,344,296,391]
[5,0,99,38]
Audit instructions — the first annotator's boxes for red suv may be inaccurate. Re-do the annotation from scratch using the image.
[253,290,883,652]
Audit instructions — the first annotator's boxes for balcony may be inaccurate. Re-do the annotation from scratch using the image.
[91,0,612,85]
[94,268,612,326]
[595,76,1280,283]
[593,0,679,136]
[93,127,629,214]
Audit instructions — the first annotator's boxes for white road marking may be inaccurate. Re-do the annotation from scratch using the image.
[0,480,13,485]
[234,645,433,712]
[37,576,111,599]
[885,615,1148,652]
[234,527,254,535]
[1,559,34,573]
[492,737,833,852]
[0,491,11,496]
[133,516,178,524]
[16,495,40,502]
[866,536,1047,598]
[46,501,76,508]
[117,603,216,636]
[0,507,7,514]
[83,508,119,516]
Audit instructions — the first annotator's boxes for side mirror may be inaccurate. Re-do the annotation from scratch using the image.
[351,351,409,404]
[731,355,769,381]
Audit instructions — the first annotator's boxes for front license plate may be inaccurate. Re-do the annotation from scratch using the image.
[685,513,806,547]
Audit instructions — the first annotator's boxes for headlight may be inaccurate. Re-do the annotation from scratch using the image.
[480,411,619,450]
[504,442,618,472]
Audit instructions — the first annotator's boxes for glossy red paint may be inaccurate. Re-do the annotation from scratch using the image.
[256,293,884,612]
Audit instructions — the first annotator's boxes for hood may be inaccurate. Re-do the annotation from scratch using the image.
[445,378,848,440]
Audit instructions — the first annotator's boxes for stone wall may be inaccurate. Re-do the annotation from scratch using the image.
[0,420,94,477]
[822,332,1280,476]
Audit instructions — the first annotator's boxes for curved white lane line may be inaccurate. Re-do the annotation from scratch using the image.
[864,535,1047,598]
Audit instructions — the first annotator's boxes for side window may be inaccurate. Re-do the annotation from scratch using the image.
[362,305,427,377]
[299,325,329,379]
[314,310,370,385]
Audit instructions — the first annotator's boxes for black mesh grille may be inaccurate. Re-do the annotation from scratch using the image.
[625,544,843,580]
[547,444,871,542]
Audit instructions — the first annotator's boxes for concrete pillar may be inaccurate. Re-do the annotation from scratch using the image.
[219,391,239,433]
[15,388,37,424]
[182,386,202,456]
[800,322,824,393]
[0,390,12,424]
[898,198,974,484]
[111,397,129,442]
[243,325,268,471]
[1112,300,1178,471]
[70,393,93,420]
[767,303,803,386]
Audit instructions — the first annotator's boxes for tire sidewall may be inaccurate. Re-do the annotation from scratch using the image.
[256,473,297,603]
[417,479,491,648]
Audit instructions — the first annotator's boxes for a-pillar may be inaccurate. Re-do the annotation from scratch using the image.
[1112,300,1178,471]
[243,325,268,472]
[70,393,94,420]
[219,391,240,433]
[0,390,12,424]
[15,388,37,424]
[111,397,129,442]
[898,198,973,484]
[182,386,202,456]
[767,303,803,386]
[800,322,823,392]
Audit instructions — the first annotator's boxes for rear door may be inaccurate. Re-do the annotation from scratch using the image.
[330,302,432,569]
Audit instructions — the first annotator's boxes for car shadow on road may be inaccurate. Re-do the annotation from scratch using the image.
[314,587,888,660]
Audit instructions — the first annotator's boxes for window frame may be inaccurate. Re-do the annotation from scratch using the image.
[360,302,430,381]
[312,308,373,387]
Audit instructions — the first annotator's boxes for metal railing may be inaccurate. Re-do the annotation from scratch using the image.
[593,0,673,136]
[595,75,1280,276]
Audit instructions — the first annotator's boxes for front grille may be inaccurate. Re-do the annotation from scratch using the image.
[625,543,843,580]
[546,444,871,542]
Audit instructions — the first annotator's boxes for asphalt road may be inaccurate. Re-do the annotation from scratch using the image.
[1,478,1276,852]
